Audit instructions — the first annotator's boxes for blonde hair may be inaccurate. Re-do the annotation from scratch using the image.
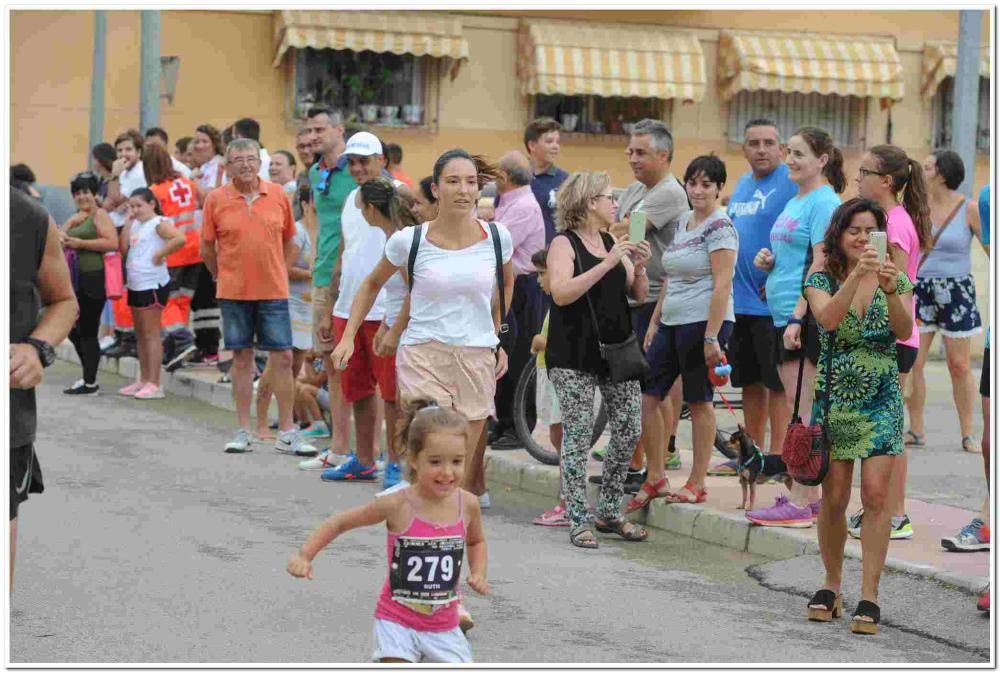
[555,170,611,232]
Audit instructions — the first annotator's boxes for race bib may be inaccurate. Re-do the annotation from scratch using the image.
[389,536,464,610]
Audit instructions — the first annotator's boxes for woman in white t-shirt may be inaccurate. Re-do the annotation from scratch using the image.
[118,188,185,400]
[332,149,514,505]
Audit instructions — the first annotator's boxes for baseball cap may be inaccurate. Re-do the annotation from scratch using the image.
[344,132,383,157]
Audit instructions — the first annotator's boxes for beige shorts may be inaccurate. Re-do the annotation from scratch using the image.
[310,285,334,353]
[396,341,496,421]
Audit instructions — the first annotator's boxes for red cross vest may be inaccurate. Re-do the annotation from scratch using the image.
[152,177,201,268]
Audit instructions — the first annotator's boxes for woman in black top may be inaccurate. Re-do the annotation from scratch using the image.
[546,171,651,549]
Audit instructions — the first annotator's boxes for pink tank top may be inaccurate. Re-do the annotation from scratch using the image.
[374,489,466,632]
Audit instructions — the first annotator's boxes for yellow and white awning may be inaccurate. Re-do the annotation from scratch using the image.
[921,41,990,99]
[719,30,904,103]
[272,10,469,76]
[518,18,706,101]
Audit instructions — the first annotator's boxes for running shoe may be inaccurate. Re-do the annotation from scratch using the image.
[745,495,814,528]
[941,518,991,552]
[479,492,491,509]
[591,446,606,462]
[64,380,99,396]
[848,510,913,540]
[164,345,197,373]
[382,462,402,490]
[809,500,822,521]
[186,351,220,368]
[847,508,865,537]
[301,421,331,439]
[275,430,319,457]
[298,450,351,471]
[321,455,378,482]
[134,383,165,400]
[707,459,737,476]
[589,468,645,489]
[224,428,253,454]
[665,450,682,471]
[533,505,570,527]
[118,380,144,397]
[978,588,990,612]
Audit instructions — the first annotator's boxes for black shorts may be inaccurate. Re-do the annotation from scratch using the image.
[643,320,734,403]
[897,344,919,375]
[10,443,44,521]
[631,302,658,347]
[128,284,170,309]
[774,318,821,367]
[982,347,991,398]
[726,314,782,392]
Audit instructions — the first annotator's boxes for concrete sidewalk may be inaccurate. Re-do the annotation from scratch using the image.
[59,342,990,595]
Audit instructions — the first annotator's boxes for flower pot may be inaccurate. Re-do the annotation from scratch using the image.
[359,104,379,123]
[380,106,400,125]
[402,104,423,125]
[560,113,579,132]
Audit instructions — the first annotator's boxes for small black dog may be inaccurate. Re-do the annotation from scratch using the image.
[726,425,792,510]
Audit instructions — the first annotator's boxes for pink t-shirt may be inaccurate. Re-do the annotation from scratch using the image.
[886,205,920,349]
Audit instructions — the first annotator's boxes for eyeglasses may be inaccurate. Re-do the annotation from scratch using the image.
[317,167,333,196]
[228,157,260,167]
[593,193,616,204]
[858,167,888,179]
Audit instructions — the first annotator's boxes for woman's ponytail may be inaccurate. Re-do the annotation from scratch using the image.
[903,158,933,252]
[825,146,846,194]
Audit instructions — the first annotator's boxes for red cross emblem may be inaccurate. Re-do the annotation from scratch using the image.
[168,179,193,207]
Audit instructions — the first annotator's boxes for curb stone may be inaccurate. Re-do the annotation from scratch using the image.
[57,343,988,595]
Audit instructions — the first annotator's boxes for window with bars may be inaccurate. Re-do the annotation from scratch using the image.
[294,48,428,127]
[726,91,867,148]
[931,77,990,153]
[533,95,671,136]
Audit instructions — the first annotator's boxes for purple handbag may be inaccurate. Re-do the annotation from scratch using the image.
[63,247,79,293]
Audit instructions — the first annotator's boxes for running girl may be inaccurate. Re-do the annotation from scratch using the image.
[118,188,185,399]
[287,400,489,663]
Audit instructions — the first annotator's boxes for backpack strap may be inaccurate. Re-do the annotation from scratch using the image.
[407,224,422,292]
[488,221,509,335]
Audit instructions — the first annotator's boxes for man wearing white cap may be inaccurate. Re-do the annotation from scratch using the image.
[320,132,398,483]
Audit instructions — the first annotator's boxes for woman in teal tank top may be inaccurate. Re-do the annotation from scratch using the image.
[61,172,118,395]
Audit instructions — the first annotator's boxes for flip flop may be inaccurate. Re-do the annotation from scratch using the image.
[903,430,925,447]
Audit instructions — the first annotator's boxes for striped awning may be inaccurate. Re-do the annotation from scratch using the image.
[922,41,991,99]
[719,30,904,103]
[272,10,469,76]
[518,19,706,101]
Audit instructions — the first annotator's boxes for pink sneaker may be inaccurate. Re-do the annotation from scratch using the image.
[134,383,165,400]
[533,505,570,527]
[118,381,144,397]
[745,495,814,528]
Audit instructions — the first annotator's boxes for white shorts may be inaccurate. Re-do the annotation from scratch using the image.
[371,618,472,663]
[536,366,601,428]
[289,296,312,351]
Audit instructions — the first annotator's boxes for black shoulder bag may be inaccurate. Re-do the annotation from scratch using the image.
[567,232,649,383]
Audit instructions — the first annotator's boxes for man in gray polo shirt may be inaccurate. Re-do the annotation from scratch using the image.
[610,119,689,482]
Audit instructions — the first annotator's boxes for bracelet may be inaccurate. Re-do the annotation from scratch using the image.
[787,317,804,326]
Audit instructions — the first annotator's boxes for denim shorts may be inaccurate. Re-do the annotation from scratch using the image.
[219,299,293,351]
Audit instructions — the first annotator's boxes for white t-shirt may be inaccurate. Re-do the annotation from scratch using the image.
[109,161,147,228]
[171,156,192,179]
[332,188,386,321]
[289,220,312,305]
[384,220,513,348]
[126,216,171,291]
[382,267,408,329]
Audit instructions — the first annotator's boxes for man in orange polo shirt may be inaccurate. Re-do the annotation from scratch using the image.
[201,138,316,457]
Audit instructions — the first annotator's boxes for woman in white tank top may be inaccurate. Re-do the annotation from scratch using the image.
[119,188,185,399]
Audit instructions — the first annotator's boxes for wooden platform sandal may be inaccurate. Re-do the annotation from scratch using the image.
[850,600,880,635]
[806,589,843,622]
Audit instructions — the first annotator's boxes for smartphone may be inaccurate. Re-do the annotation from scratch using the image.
[629,211,647,243]
[870,231,888,264]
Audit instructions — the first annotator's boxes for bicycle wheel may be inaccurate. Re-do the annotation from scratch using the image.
[513,360,608,466]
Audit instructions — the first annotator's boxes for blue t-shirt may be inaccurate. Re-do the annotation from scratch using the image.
[531,165,569,244]
[766,184,841,327]
[727,164,798,317]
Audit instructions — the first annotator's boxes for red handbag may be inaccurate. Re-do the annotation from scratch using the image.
[103,251,124,300]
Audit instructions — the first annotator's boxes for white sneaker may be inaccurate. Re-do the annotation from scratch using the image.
[375,479,410,498]
[298,450,351,470]
[479,492,491,510]
[275,429,319,456]
[225,428,253,454]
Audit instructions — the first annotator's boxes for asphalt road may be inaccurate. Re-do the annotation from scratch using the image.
[9,363,989,664]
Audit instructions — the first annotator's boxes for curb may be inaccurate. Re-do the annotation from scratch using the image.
[58,343,988,595]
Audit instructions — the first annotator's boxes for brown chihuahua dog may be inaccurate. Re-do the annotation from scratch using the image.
[726,425,792,510]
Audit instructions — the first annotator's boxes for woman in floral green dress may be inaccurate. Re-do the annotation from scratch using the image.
[802,198,914,635]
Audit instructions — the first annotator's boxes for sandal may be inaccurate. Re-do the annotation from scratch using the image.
[903,430,925,447]
[806,589,843,622]
[624,477,670,513]
[664,481,708,504]
[594,518,648,542]
[962,436,979,453]
[569,524,599,549]
[850,600,880,635]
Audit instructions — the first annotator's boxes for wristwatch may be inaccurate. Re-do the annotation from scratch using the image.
[25,337,56,368]
[703,335,719,345]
